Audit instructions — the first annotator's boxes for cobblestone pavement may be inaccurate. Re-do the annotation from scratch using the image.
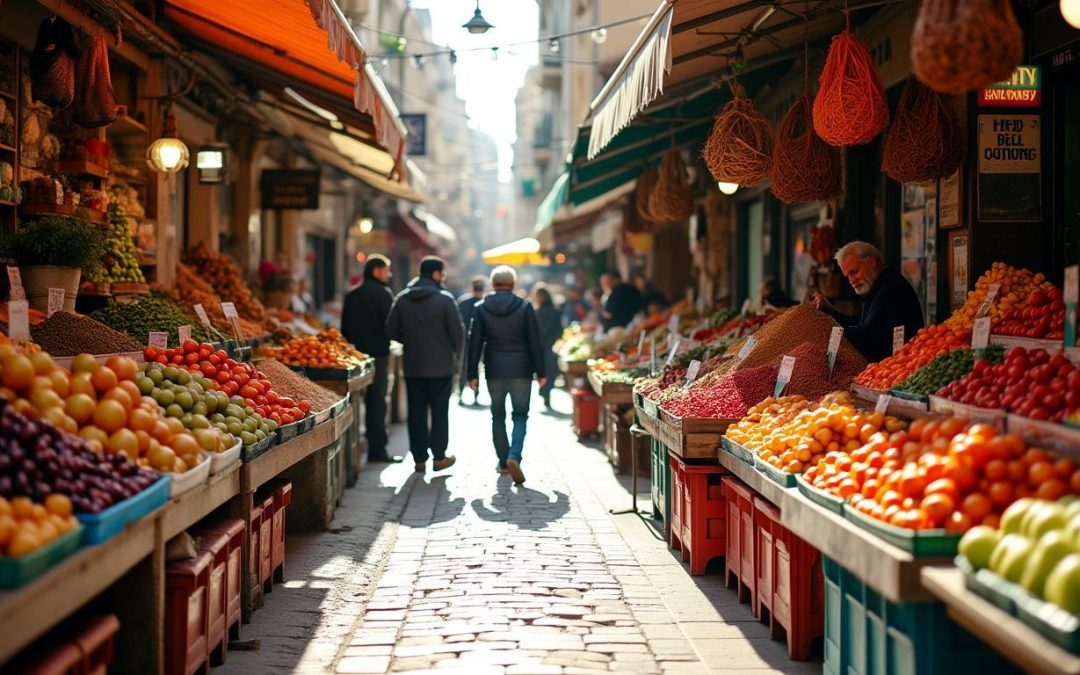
[220,390,822,674]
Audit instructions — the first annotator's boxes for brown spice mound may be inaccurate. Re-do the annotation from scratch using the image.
[31,312,143,356]
[257,358,341,411]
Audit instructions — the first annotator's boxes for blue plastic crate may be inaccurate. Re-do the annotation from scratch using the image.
[823,556,1020,675]
[76,475,171,545]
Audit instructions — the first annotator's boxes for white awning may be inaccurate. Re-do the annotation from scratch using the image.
[414,209,458,242]
[586,2,674,160]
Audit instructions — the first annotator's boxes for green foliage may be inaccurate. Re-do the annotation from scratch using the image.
[2,214,106,276]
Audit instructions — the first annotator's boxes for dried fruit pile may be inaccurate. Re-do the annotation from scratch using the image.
[257,358,341,411]
[660,365,777,419]
[183,242,274,332]
[944,262,1049,329]
[91,295,211,347]
[783,341,866,400]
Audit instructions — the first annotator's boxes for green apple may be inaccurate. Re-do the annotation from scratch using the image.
[990,534,1035,583]
[1001,498,1038,535]
[959,525,1002,569]
[1044,554,1080,614]
[1021,531,1079,597]
[1026,503,1068,539]
[1066,513,1080,547]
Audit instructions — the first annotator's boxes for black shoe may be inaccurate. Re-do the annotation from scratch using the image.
[433,456,457,472]
[368,453,404,464]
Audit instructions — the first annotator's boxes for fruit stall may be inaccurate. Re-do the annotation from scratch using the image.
[560,254,1080,672]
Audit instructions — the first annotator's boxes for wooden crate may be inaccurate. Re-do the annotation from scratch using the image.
[656,410,730,460]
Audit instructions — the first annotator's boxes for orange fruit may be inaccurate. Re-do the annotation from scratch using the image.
[1036,478,1068,501]
[10,497,34,521]
[44,494,72,518]
[1029,461,1055,486]
[960,492,993,521]
[90,366,119,394]
[988,481,1014,507]
[920,493,954,526]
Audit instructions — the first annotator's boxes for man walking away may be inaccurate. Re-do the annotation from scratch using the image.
[456,276,487,405]
[600,272,643,331]
[532,284,563,409]
[340,255,402,463]
[386,256,463,473]
[467,266,546,485]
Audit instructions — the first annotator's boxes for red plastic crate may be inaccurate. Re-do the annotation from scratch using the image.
[723,477,756,605]
[19,643,82,675]
[196,530,230,666]
[722,477,742,588]
[74,614,120,675]
[753,496,781,621]
[271,481,293,583]
[248,502,262,601]
[571,388,600,437]
[668,453,686,553]
[193,518,244,643]
[258,495,274,591]
[680,462,729,576]
[165,551,212,675]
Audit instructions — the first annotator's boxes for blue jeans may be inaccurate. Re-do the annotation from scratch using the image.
[487,378,532,466]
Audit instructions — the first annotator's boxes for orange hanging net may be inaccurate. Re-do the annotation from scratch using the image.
[882,77,964,183]
[770,93,842,204]
[812,29,889,146]
[701,88,774,187]
[911,0,1022,94]
[648,150,695,223]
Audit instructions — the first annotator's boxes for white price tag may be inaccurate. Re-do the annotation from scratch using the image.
[650,336,657,375]
[972,316,991,351]
[740,298,752,317]
[178,325,192,344]
[827,326,843,374]
[976,283,1001,318]
[775,355,796,397]
[47,288,65,317]
[684,359,702,387]
[736,336,757,364]
[1065,265,1079,304]
[7,267,24,301]
[668,314,680,336]
[149,331,169,349]
[893,326,905,355]
[665,337,681,367]
[8,299,29,342]
[875,394,892,415]
[221,302,239,319]
[193,303,214,333]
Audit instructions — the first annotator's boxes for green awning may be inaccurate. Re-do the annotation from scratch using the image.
[535,172,571,231]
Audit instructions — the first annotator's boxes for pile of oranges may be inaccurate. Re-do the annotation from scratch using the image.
[945,262,1051,329]
[0,495,79,558]
[267,329,367,369]
[805,418,1080,532]
[855,324,971,390]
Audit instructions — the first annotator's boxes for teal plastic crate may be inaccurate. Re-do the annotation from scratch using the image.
[651,438,670,526]
[753,453,798,487]
[823,556,1019,675]
[795,473,846,515]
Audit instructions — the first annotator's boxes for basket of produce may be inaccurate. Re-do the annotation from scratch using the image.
[330,396,350,419]
[77,475,171,546]
[754,453,798,487]
[0,522,83,589]
[957,555,1022,615]
[241,435,276,464]
[1007,414,1080,456]
[928,395,1007,428]
[169,453,212,498]
[720,436,756,465]
[277,415,314,444]
[795,473,846,514]
[209,439,242,475]
[844,503,962,556]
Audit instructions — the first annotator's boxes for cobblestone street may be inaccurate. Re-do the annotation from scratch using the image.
[219,390,822,674]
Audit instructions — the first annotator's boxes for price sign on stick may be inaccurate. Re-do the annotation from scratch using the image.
[8,300,29,343]
[735,336,757,365]
[665,337,681,367]
[827,326,843,377]
[1065,265,1078,348]
[775,356,796,397]
[149,332,169,349]
[668,314,680,336]
[741,298,752,317]
[893,326,905,355]
[976,283,1001,319]
[193,303,214,335]
[650,336,657,376]
[637,331,646,359]
[7,267,24,301]
[221,302,243,341]
[972,317,991,353]
[875,394,892,415]
[47,288,64,318]
[684,360,702,388]
[178,325,192,344]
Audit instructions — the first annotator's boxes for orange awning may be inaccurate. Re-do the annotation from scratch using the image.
[164,0,406,173]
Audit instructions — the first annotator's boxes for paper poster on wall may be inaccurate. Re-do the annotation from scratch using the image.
[901,209,926,258]
[938,170,962,229]
[951,232,970,307]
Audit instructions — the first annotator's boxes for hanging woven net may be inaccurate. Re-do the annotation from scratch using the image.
[633,166,661,230]
[701,86,774,187]
[812,29,889,146]
[770,92,842,204]
[911,0,1022,94]
[882,77,964,183]
[648,150,695,223]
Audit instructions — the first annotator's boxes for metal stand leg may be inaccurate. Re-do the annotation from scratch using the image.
[610,426,649,516]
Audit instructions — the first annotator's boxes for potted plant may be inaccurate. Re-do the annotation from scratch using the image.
[258,260,294,310]
[2,213,105,312]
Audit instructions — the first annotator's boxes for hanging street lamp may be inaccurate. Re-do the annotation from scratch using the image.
[146,104,189,175]
[463,1,494,34]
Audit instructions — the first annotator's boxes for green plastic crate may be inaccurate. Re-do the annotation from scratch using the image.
[796,473,846,515]
[753,453,798,487]
[0,525,83,588]
[843,507,961,557]
[651,438,671,526]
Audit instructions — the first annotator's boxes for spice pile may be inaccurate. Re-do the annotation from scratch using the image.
[257,358,341,411]
[91,295,211,347]
[30,312,142,356]
[660,365,777,419]
[782,341,867,400]
[183,243,274,332]
[736,304,855,371]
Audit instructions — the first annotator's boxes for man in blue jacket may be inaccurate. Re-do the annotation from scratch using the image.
[386,257,463,473]
[467,266,546,485]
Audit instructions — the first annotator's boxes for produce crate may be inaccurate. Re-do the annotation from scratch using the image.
[572,387,601,439]
[209,440,242,475]
[795,473,845,515]
[314,406,333,425]
[656,411,730,460]
[889,389,930,406]
[170,452,212,498]
[720,436,756,465]
[843,505,961,557]
[165,550,212,675]
[292,363,362,381]
[324,439,345,523]
[823,556,1017,675]
[851,383,888,404]
[196,529,230,666]
[669,453,687,553]
[77,475,171,546]
[330,395,350,419]
[191,518,244,646]
[650,438,671,527]
[928,396,1006,429]
[1016,583,1080,654]
[0,525,82,588]
[605,407,632,472]
[957,555,1022,615]
[753,454,798,488]
[723,476,757,605]
[73,614,121,674]
[1007,413,1080,456]
[270,481,293,583]
[680,461,730,576]
[257,495,274,592]
[276,415,314,444]
[241,435,275,463]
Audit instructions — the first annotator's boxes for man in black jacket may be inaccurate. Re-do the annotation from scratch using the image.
[811,241,924,363]
[386,257,463,473]
[467,266,546,485]
[341,255,401,463]
[456,275,487,405]
[600,272,643,331]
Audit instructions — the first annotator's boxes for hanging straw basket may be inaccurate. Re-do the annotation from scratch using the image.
[882,77,964,183]
[701,89,774,187]
[633,166,662,231]
[813,29,889,146]
[770,93,842,204]
[648,150,695,223]
[911,0,1022,94]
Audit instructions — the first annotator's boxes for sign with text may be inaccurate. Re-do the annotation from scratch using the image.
[972,317,992,352]
[47,288,64,318]
[893,326,905,355]
[400,113,428,156]
[193,303,214,334]
[827,327,843,377]
[8,300,28,342]
[736,336,757,365]
[775,356,796,397]
[978,115,1041,222]
[978,65,1041,107]
[178,325,192,344]
[684,360,702,388]
[221,302,243,340]
[261,169,321,210]
[149,332,169,349]
[6,266,24,301]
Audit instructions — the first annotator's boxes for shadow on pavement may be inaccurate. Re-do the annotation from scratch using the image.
[470,486,571,531]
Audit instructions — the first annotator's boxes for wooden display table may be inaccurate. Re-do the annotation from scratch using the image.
[587,369,635,406]
[656,411,730,460]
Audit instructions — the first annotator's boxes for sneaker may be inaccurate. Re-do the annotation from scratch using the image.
[433,456,457,472]
[506,459,525,485]
[414,462,426,473]
[496,463,509,475]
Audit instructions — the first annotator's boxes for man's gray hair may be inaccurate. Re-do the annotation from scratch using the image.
[834,241,883,265]
[490,265,517,287]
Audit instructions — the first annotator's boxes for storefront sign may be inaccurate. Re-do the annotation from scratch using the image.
[401,113,427,156]
[977,115,1041,222]
[261,169,321,210]
[978,66,1041,107]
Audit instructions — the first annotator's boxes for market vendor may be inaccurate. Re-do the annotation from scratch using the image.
[810,241,924,363]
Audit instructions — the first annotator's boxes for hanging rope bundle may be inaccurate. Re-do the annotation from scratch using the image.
[648,150,695,223]
[701,85,774,187]
[812,29,889,146]
[882,77,964,183]
[633,166,661,231]
[770,93,842,204]
[911,0,1022,94]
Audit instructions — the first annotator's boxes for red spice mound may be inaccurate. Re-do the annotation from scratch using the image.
[661,365,778,419]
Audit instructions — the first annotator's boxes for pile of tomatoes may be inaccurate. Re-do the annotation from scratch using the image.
[936,347,1079,422]
[144,341,312,425]
[854,323,972,391]
[994,287,1066,340]
[805,417,1080,532]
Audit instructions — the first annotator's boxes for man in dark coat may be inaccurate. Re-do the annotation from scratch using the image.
[812,241,925,363]
[531,284,563,409]
[386,256,463,473]
[456,275,487,405]
[600,272,643,331]
[341,255,401,463]
[467,266,546,485]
